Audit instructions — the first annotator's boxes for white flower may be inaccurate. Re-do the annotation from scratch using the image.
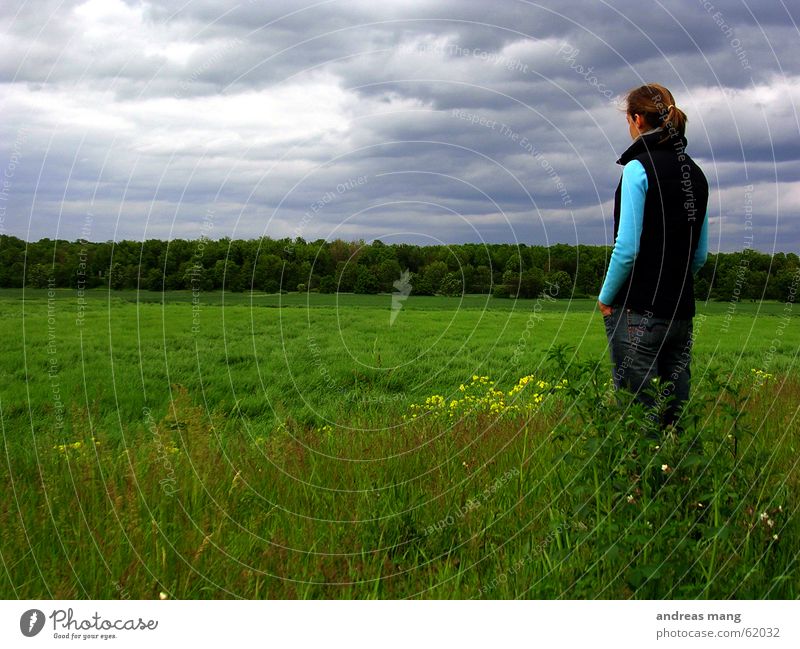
[159,592,168,600]
[661,464,670,472]
[760,511,769,521]
[627,494,635,503]
[772,534,779,541]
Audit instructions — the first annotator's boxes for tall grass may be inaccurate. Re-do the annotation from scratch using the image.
[1,290,797,598]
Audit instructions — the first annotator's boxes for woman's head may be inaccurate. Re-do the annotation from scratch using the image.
[624,83,687,141]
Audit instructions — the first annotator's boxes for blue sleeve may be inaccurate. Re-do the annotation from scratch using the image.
[598,160,647,305]
[691,207,709,275]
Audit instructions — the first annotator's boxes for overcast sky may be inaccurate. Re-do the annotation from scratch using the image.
[1,0,798,252]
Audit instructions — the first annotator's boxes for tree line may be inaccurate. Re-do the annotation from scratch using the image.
[4,234,798,301]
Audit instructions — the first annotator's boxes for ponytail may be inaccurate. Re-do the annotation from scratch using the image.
[661,102,687,143]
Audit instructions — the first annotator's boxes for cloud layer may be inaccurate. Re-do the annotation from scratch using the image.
[1,0,798,251]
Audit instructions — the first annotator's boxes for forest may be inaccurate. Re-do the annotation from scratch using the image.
[4,234,798,301]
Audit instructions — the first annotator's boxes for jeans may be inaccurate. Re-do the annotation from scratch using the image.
[603,306,693,429]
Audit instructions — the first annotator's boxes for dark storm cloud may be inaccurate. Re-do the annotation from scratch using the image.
[0,0,798,251]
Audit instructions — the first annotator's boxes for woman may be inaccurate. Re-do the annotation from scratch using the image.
[597,83,709,430]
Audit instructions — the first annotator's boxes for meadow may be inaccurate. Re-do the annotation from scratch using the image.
[1,288,798,598]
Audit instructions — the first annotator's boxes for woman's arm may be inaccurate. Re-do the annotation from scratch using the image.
[598,160,648,308]
[691,207,709,275]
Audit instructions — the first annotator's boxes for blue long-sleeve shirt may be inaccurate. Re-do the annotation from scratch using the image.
[598,159,709,305]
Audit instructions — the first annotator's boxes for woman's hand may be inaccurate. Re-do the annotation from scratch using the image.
[598,300,613,317]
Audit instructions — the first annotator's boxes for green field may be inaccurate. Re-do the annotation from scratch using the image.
[1,289,798,598]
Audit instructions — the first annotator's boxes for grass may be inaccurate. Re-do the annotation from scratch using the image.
[1,288,798,598]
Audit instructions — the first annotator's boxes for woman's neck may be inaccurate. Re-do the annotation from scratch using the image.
[636,126,662,139]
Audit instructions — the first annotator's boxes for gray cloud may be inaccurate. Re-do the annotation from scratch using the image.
[1,0,798,251]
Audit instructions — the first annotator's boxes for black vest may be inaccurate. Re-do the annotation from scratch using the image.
[611,129,709,319]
